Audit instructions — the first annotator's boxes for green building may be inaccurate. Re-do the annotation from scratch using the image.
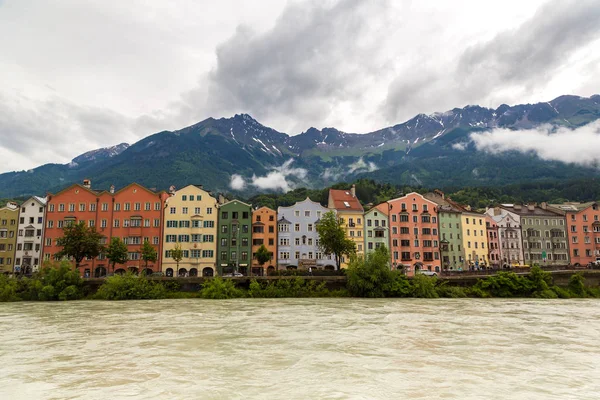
[424,191,464,270]
[364,204,390,256]
[217,200,252,276]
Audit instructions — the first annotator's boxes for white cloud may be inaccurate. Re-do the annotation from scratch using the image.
[348,157,378,174]
[452,142,468,151]
[229,174,246,190]
[469,120,600,166]
[251,159,307,192]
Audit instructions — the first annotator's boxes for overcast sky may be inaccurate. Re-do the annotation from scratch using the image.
[1,0,599,173]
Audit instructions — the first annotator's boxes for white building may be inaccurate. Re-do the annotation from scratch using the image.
[277,198,335,270]
[14,196,47,274]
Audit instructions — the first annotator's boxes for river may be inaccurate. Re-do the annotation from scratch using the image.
[0,299,598,399]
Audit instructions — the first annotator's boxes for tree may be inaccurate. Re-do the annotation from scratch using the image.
[255,244,271,272]
[56,221,104,269]
[171,243,184,276]
[140,239,158,273]
[316,211,356,270]
[105,237,128,273]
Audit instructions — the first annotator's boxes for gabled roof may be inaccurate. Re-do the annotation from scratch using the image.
[278,216,291,224]
[220,199,252,208]
[328,189,363,212]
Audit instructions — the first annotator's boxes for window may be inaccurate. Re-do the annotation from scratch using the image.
[194,207,201,215]
[90,203,96,212]
[153,237,160,245]
[154,219,160,227]
[295,224,300,232]
[124,203,131,211]
[134,203,141,211]
[49,204,55,212]
[59,204,65,212]
[182,195,188,201]
[242,212,249,219]
[102,203,108,211]
[204,221,215,228]
[191,249,201,258]
[203,235,214,242]
[166,235,177,242]
[202,250,213,258]
[221,225,228,234]
[145,202,151,211]
[155,202,161,211]
[207,208,213,214]
[305,211,311,217]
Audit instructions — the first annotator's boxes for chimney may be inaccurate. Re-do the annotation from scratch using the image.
[514,204,522,210]
[540,202,547,210]
[351,184,356,197]
[527,203,535,211]
[434,189,445,199]
[83,179,91,189]
[494,207,501,216]
[169,185,176,195]
[464,205,472,211]
[109,185,115,194]
[218,194,226,205]
[6,201,18,210]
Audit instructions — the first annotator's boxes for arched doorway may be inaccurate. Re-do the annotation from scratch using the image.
[141,268,153,276]
[286,265,297,270]
[324,265,335,270]
[189,268,198,277]
[95,266,107,278]
[414,262,423,272]
[202,267,214,277]
[178,268,188,277]
[115,268,126,275]
[165,268,174,277]
[267,266,275,275]
[128,267,139,275]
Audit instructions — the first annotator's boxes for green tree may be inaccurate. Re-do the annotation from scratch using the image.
[140,239,158,272]
[346,246,392,297]
[171,243,184,275]
[56,221,104,269]
[105,237,128,273]
[255,244,271,272]
[316,211,356,270]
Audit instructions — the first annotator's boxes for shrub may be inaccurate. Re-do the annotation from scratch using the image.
[385,272,412,297]
[201,277,244,299]
[411,274,439,298]
[568,273,586,297]
[247,277,332,298]
[436,282,467,298]
[96,273,167,300]
[346,246,393,298]
[33,261,84,301]
[0,274,19,302]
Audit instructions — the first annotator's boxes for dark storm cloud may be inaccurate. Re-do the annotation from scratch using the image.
[182,0,393,133]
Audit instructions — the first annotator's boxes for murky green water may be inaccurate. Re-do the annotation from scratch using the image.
[1,299,599,399]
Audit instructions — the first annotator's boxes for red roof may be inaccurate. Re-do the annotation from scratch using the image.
[328,189,364,212]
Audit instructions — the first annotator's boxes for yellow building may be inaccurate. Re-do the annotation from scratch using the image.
[328,185,364,267]
[163,185,219,277]
[460,211,488,268]
[0,202,19,274]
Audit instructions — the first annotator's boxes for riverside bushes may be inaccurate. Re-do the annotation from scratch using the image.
[0,261,84,301]
[95,273,167,300]
[247,277,345,298]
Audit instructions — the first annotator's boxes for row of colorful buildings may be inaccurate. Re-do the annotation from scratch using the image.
[1,180,599,277]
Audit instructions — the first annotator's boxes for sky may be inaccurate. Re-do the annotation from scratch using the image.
[1,0,599,173]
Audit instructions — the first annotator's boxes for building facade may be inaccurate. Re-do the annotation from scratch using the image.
[485,215,500,269]
[163,185,218,277]
[485,207,525,268]
[277,198,334,270]
[328,186,364,267]
[217,200,252,275]
[424,191,463,270]
[14,196,46,275]
[460,211,489,269]
[43,181,168,277]
[364,203,389,256]
[500,203,569,266]
[388,192,441,275]
[0,202,19,274]
[251,206,277,275]
[549,202,600,267]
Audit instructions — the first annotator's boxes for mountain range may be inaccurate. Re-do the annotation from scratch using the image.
[0,94,599,198]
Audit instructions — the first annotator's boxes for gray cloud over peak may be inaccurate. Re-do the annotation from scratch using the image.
[196,0,395,133]
[384,0,600,122]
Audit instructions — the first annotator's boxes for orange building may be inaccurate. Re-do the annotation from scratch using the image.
[549,202,600,266]
[388,192,441,275]
[251,206,277,275]
[43,180,168,277]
